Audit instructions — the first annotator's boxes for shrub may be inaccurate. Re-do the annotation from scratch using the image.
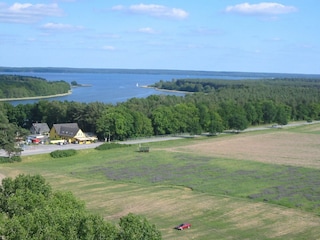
[95,143,130,151]
[50,149,77,158]
[0,156,22,163]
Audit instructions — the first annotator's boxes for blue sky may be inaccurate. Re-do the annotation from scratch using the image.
[0,1,319,74]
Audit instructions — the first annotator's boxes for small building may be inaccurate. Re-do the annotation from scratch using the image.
[50,123,97,144]
[30,123,50,136]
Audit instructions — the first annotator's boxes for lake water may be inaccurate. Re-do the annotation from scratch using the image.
[2,70,319,105]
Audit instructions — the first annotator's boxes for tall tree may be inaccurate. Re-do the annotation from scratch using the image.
[228,112,249,131]
[209,111,224,134]
[0,174,119,239]
[82,102,109,132]
[173,103,201,134]
[0,174,162,240]
[96,106,134,141]
[0,107,26,157]
[197,103,211,132]
[130,110,153,137]
[275,104,291,125]
[151,106,176,135]
[261,100,277,124]
[118,213,162,240]
[244,102,259,125]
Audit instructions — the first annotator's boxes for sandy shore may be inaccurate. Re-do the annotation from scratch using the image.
[140,85,191,94]
[0,90,72,102]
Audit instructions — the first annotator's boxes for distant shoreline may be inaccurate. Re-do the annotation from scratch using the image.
[71,84,92,87]
[140,85,191,94]
[0,90,72,102]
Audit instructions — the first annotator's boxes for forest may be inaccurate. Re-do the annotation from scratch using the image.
[0,75,70,99]
[1,77,320,142]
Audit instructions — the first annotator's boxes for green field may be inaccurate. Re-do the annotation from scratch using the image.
[1,124,320,239]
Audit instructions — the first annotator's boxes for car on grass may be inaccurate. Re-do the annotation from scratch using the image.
[174,223,191,230]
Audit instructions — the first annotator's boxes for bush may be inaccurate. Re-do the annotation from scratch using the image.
[50,149,77,158]
[95,143,130,151]
[0,156,21,163]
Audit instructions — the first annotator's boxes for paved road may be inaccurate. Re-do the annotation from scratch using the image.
[0,136,182,157]
[0,142,102,157]
[1,121,319,157]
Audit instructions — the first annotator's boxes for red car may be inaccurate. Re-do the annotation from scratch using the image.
[175,223,191,230]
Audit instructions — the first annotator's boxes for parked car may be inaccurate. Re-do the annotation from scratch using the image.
[174,223,191,230]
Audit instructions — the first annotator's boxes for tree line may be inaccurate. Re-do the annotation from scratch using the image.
[0,75,70,99]
[1,77,320,142]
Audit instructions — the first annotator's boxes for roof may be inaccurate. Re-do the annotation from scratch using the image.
[31,123,50,133]
[52,123,80,137]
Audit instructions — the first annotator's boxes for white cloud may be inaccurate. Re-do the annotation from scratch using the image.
[26,37,37,42]
[102,45,115,51]
[225,2,297,15]
[112,4,188,19]
[111,5,124,11]
[271,37,281,41]
[41,23,84,31]
[138,27,157,34]
[0,2,63,23]
[192,27,224,36]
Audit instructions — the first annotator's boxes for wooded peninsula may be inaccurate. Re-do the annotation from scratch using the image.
[0,75,70,100]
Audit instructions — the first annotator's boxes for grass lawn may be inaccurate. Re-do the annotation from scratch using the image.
[1,124,320,239]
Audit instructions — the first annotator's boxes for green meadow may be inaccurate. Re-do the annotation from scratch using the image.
[1,124,320,239]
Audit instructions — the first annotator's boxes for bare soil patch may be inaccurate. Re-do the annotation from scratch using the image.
[172,131,320,169]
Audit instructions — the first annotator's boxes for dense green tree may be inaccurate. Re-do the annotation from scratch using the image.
[0,75,70,98]
[173,103,201,134]
[261,100,277,124]
[0,108,26,157]
[82,102,109,133]
[0,174,119,239]
[208,111,224,134]
[309,103,320,120]
[228,112,249,131]
[71,80,78,86]
[96,106,134,141]
[151,106,176,135]
[118,213,162,240]
[275,104,291,125]
[244,102,259,125]
[30,100,50,124]
[65,101,86,127]
[40,100,68,126]
[296,102,311,120]
[0,174,162,240]
[130,110,153,137]
[197,103,211,132]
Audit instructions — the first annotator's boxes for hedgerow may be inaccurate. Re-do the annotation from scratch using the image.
[0,156,22,163]
[50,149,77,158]
[95,143,130,151]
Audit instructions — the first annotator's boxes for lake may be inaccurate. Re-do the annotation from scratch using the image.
[2,70,318,105]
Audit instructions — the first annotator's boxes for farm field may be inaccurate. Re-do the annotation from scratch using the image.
[1,123,320,239]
